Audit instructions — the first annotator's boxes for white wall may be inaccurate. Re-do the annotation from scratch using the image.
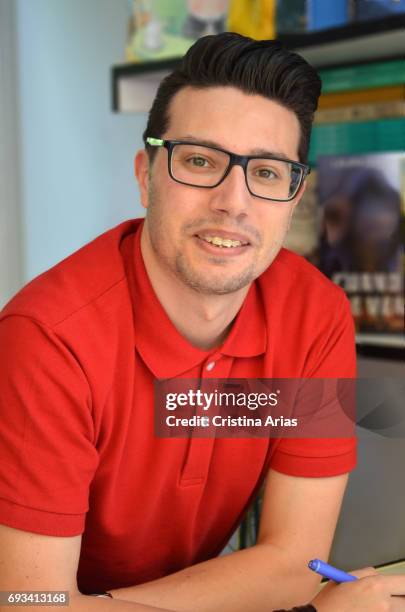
[0,0,23,307]
[15,0,146,286]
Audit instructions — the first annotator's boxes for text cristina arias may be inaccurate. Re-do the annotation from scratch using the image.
[154,378,356,439]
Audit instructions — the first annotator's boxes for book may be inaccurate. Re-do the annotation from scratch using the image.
[319,58,405,94]
[275,0,307,34]
[227,0,276,39]
[307,0,349,31]
[318,85,405,110]
[318,152,405,335]
[355,0,405,21]
[314,100,405,124]
[401,157,405,284]
[276,0,350,34]
[309,117,405,165]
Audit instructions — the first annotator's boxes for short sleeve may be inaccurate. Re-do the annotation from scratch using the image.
[0,315,99,535]
[271,291,357,477]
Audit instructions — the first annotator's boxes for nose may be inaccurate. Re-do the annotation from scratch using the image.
[208,164,252,218]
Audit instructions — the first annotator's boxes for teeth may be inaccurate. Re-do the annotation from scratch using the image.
[202,235,244,248]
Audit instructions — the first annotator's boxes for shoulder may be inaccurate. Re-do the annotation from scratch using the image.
[0,220,141,330]
[257,249,355,377]
[258,247,347,309]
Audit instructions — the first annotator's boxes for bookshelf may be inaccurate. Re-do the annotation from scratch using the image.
[111,14,405,112]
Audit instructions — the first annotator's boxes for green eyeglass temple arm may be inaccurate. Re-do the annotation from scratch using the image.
[146,137,164,147]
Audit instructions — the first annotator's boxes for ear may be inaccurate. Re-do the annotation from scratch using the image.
[134,149,151,210]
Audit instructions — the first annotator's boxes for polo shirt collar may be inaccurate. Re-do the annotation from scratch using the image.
[124,220,267,379]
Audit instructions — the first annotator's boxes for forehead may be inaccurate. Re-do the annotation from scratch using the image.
[164,86,301,159]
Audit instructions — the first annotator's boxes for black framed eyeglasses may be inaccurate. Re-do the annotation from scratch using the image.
[146,137,310,202]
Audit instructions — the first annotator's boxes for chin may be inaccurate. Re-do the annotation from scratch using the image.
[179,269,256,295]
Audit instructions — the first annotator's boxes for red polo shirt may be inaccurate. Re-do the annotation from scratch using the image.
[0,219,356,593]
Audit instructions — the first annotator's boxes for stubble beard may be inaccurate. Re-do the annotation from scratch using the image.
[145,183,260,296]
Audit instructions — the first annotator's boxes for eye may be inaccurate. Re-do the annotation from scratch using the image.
[187,156,210,168]
[255,167,278,180]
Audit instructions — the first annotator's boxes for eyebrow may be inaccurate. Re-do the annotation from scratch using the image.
[176,135,293,161]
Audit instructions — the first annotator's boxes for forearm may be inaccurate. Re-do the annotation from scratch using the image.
[67,593,175,612]
[110,543,321,612]
[0,594,176,612]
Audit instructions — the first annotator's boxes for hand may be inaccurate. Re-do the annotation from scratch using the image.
[311,567,405,612]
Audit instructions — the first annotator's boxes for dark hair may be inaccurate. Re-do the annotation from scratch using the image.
[143,32,322,164]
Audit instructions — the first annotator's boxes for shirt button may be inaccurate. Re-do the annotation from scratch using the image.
[206,361,215,371]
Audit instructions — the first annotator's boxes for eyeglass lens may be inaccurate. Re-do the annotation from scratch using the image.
[170,143,303,200]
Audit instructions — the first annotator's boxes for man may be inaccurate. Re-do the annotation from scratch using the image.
[0,33,404,612]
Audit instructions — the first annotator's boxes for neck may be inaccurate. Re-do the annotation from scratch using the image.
[140,225,250,351]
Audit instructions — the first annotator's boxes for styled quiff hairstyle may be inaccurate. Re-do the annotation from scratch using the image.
[143,32,322,165]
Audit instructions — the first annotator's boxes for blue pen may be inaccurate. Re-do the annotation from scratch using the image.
[308,559,357,583]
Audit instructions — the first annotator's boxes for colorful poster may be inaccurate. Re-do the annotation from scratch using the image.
[125,0,277,62]
[126,0,229,62]
[318,152,404,335]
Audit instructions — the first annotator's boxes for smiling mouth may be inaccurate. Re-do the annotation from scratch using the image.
[196,234,250,249]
